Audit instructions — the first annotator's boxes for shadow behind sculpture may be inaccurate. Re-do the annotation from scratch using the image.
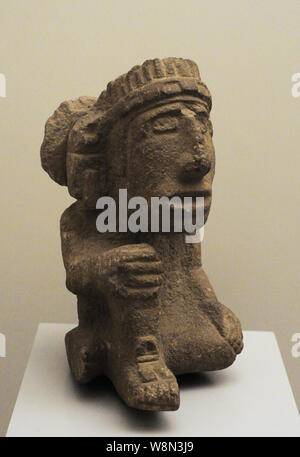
[40,58,243,411]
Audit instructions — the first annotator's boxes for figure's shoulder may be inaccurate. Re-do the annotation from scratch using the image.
[60,201,95,232]
[60,201,136,249]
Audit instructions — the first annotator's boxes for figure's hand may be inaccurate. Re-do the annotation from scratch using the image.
[107,243,163,299]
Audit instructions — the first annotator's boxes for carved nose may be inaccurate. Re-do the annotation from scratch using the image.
[180,145,212,182]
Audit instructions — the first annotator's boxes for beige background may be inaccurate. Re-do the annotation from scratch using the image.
[1,0,299,436]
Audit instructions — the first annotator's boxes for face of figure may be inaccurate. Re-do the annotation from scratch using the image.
[106,96,216,223]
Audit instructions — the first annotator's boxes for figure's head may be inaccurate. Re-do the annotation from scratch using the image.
[41,58,215,220]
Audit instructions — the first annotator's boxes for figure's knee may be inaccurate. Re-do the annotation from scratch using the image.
[163,322,238,375]
[213,302,244,355]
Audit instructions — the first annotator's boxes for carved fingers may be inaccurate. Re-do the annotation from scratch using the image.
[108,244,163,299]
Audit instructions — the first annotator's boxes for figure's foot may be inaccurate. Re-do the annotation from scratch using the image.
[115,336,179,411]
[65,326,106,384]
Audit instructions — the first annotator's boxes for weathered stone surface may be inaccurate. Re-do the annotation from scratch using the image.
[41,57,243,412]
[41,96,96,185]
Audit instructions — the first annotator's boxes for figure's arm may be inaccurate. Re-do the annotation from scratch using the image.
[60,202,163,299]
[60,202,116,297]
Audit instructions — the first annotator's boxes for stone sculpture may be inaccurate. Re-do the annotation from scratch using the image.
[41,58,243,411]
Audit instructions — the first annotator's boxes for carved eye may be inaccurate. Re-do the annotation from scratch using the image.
[207,119,213,136]
[152,115,178,133]
[195,112,210,134]
[197,114,213,136]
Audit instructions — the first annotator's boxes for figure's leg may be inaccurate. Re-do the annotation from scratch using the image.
[65,295,106,384]
[197,268,243,355]
[162,307,239,375]
[106,294,179,411]
[159,267,243,375]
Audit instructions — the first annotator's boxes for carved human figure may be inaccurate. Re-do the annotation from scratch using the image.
[41,58,243,411]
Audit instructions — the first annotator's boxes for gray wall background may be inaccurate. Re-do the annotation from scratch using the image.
[1,0,299,436]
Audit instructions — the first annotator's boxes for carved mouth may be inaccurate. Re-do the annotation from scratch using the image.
[173,190,212,199]
[169,190,212,213]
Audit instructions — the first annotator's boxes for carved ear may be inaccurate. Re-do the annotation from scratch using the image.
[40,96,96,186]
[65,109,107,202]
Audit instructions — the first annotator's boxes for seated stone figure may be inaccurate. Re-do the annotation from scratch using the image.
[41,57,243,411]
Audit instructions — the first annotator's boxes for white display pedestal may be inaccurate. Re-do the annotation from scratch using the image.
[7,324,300,437]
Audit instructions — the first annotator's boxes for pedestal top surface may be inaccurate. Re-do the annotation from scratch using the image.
[7,324,300,437]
